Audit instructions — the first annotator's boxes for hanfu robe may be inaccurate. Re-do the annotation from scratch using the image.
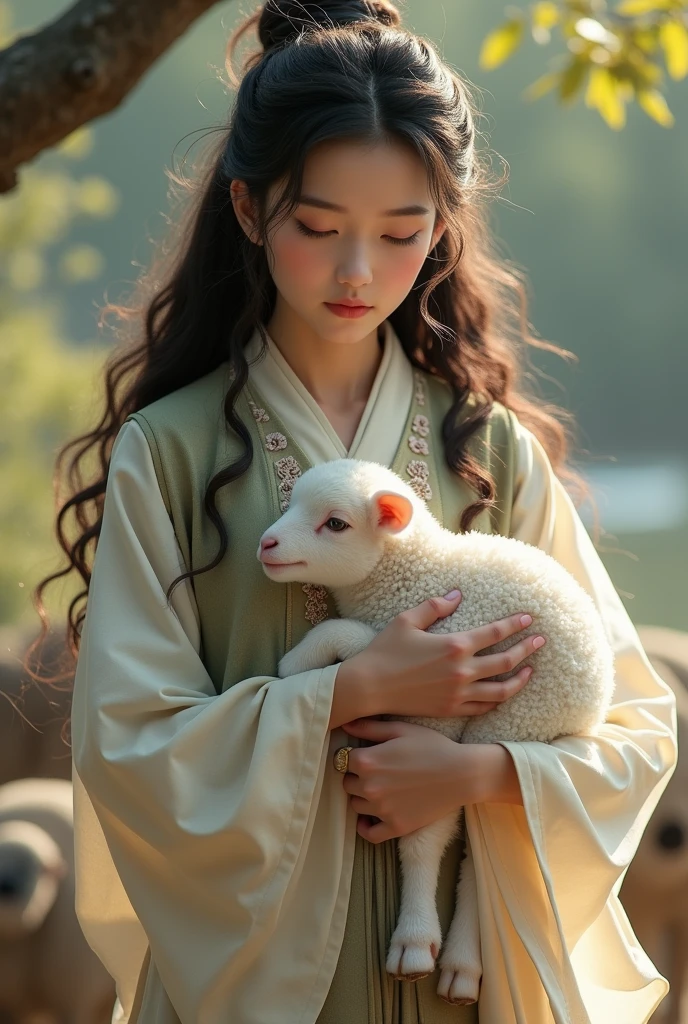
[71,319,677,1024]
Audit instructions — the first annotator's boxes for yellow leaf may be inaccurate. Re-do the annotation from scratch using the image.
[479,20,524,70]
[558,60,588,102]
[532,2,560,30]
[616,0,672,13]
[58,244,105,283]
[0,1,17,48]
[57,127,94,161]
[659,20,688,80]
[75,176,120,218]
[585,67,627,128]
[637,88,675,125]
[523,72,561,100]
[8,249,46,291]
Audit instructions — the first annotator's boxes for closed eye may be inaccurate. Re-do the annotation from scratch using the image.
[295,221,421,247]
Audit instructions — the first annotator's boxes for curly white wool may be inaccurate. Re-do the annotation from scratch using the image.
[272,458,615,746]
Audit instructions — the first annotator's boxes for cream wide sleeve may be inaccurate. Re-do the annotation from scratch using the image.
[70,420,343,1024]
[464,421,678,1024]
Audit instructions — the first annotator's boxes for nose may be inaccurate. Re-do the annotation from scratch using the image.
[260,536,278,555]
[336,242,373,288]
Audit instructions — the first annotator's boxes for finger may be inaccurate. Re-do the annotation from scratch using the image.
[349,795,376,815]
[342,774,367,798]
[472,634,545,678]
[343,718,406,741]
[466,613,535,654]
[358,816,392,844]
[466,665,533,704]
[398,590,462,632]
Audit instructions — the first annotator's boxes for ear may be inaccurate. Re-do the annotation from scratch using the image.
[371,490,414,534]
[429,217,446,253]
[230,179,263,246]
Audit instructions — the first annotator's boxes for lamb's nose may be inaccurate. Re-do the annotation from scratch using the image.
[260,537,278,555]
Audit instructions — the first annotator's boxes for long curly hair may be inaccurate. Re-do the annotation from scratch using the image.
[26,0,588,695]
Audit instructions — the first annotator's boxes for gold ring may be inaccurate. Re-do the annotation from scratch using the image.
[333,746,352,773]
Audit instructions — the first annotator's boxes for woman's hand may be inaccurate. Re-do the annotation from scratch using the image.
[340,590,545,721]
[338,717,522,843]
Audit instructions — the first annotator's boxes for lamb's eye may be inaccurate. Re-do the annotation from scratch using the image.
[325,517,350,532]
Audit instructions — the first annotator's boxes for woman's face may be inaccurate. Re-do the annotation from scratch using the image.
[233,137,446,344]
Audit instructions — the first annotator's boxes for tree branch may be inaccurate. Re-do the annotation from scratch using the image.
[0,0,227,194]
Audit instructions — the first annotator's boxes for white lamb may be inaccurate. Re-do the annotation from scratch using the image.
[257,458,615,1005]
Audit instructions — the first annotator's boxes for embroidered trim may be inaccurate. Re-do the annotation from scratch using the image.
[275,455,302,511]
[249,400,269,423]
[265,431,288,452]
[408,435,429,456]
[411,414,430,437]
[302,583,329,626]
[406,459,432,500]
[414,374,426,407]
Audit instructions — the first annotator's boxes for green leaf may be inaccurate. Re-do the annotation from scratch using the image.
[479,20,524,70]
[558,60,589,102]
[585,67,627,128]
[523,71,561,100]
[532,2,560,30]
[637,88,675,125]
[658,19,688,79]
[615,0,673,14]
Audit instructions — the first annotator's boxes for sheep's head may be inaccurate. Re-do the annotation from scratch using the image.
[257,459,422,588]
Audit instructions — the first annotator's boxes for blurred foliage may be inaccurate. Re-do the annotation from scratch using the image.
[481,0,688,127]
[0,5,116,627]
[0,306,106,627]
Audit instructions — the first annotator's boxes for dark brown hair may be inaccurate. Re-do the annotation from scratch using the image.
[26,0,587,694]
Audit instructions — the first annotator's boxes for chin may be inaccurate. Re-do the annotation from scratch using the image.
[261,562,306,583]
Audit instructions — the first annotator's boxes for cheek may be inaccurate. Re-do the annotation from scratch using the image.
[269,232,328,296]
[378,246,429,298]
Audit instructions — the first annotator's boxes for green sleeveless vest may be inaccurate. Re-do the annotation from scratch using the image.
[125,360,516,1024]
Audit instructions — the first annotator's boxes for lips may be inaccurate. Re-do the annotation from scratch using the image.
[324,302,372,319]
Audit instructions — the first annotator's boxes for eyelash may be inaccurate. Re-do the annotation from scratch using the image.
[295,220,421,247]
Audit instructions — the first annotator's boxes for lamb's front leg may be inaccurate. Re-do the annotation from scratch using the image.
[278,619,376,677]
[436,829,482,1005]
[387,812,461,981]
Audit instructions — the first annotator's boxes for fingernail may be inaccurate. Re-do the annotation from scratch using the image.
[532,636,545,649]
[520,614,533,626]
[445,589,461,600]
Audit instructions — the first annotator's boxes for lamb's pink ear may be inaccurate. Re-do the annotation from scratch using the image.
[371,490,414,534]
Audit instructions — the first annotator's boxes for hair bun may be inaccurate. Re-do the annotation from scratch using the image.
[258,0,401,55]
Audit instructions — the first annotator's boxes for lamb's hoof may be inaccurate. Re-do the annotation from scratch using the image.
[436,966,480,1005]
[386,939,439,982]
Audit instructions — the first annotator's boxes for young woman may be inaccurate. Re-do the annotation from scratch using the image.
[35,1,676,1021]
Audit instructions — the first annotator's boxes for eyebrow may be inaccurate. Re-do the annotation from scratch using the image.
[297,194,431,217]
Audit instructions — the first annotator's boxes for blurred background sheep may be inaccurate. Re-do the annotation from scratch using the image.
[0,626,115,1024]
[621,627,688,1024]
[0,775,115,1024]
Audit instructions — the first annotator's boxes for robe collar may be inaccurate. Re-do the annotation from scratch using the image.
[244,319,414,468]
